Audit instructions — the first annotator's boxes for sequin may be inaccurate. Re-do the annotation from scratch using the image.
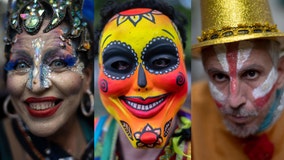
[25,15,39,29]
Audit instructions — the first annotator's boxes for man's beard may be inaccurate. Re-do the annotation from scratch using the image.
[220,107,260,138]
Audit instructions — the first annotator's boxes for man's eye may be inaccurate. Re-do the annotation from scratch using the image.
[213,73,228,82]
[111,61,130,71]
[50,59,67,69]
[152,58,170,68]
[243,70,259,80]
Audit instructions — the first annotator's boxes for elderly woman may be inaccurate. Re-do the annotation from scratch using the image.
[0,0,94,159]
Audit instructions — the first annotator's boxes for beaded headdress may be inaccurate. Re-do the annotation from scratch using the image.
[4,0,91,53]
[192,0,284,57]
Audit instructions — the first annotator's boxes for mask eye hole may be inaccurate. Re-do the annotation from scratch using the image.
[111,61,130,71]
[142,37,179,74]
[102,41,138,80]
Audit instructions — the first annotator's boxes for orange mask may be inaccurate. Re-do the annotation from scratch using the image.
[98,8,188,148]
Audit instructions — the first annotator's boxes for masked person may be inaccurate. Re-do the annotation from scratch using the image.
[94,0,191,159]
[0,0,94,159]
[191,0,284,159]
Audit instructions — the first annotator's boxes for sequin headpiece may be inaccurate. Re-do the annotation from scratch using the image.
[5,0,91,53]
[192,0,284,57]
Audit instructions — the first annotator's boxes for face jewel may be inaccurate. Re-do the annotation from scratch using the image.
[25,15,40,29]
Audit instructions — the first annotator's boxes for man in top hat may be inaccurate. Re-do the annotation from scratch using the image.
[192,0,284,159]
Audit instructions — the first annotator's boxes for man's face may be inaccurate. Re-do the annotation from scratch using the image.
[202,40,280,138]
[98,8,188,148]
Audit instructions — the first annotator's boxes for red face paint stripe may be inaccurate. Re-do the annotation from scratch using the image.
[254,84,276,107]
[214,100,223,108]
[226,43,239,96]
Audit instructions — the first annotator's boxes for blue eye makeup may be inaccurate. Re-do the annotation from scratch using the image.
[5,58,32,73]
[42,49,78,70]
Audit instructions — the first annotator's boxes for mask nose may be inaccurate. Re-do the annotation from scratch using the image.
[137,64,147,88]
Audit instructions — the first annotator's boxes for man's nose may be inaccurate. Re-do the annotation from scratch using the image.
[227,80,246,108]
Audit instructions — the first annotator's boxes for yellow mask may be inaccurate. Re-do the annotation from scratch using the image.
[98,8,188,148]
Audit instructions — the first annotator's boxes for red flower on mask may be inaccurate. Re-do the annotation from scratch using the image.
[134,124,163,148]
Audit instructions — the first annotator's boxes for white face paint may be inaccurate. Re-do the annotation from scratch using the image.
[237,41,252,70]
[214,44,229,72]
[208,81,226,102]
[252,67,278,99]
[209,41,254,105]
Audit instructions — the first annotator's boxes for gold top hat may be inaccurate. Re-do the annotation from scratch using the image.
[192,0,284,57]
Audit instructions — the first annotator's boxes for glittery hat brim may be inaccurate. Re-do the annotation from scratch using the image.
[192,32,284,58]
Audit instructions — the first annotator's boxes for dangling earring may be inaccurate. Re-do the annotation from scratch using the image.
[81,89,94,117]
[3,96,18,119]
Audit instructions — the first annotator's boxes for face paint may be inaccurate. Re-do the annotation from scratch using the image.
[27,38,46,89]
[208,81,226,107]
[211,42,253,105]
[204,40,282,137]
[253,68,278,106]
[98,8,188,148]
[214,44,229,72]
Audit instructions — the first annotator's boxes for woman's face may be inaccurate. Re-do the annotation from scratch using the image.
[6,25,91,137]
[98,8,188,148]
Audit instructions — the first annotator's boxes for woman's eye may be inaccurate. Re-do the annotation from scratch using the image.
[15,62,30,71]
[50,59,67,69]
[213,73,228,82]
[111,61,129,71]
[243,70,259,80]
[152,58,170,68]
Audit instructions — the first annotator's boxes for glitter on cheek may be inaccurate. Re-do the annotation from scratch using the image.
[237,41,252,71]
[209,81,227,107]
[70,62,85,79]
[253,67,278,99]
[214,44,229,72]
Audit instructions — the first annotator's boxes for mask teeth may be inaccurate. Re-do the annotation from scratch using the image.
[126,98,164,111]
[29,102,55,110]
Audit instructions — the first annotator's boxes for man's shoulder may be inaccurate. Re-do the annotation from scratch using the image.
[191,80,214,105]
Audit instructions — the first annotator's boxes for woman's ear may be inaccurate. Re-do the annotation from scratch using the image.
[83,66,93,91]
[276,56,284,89]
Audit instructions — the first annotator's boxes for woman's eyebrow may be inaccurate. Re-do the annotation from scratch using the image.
[10,50,32,59]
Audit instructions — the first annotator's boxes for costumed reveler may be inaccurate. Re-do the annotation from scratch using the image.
[0,0,94,159]
[94,0,191,159]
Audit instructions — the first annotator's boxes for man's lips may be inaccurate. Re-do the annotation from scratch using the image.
[120,94,168,118]
[24,97,62,117]
[226,114,254,124]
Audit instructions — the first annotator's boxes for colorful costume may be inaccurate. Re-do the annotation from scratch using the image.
[191,0,284,159]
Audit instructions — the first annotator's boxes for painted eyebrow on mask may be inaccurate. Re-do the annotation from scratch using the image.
[162,29,175,39]
[102,34,112,48]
